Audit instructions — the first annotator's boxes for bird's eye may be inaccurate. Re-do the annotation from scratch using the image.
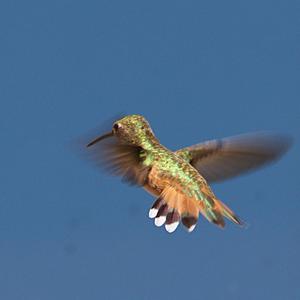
[113,123,119,131]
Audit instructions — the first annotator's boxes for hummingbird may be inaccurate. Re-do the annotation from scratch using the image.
[85,114,291,233]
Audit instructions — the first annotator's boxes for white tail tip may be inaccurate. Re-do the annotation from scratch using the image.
[154,216,166,227]
[148,208,158,219]
[165,222,179,233]
[188,224,196,232]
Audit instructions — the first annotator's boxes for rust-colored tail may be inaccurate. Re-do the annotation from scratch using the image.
[148,186,243,233]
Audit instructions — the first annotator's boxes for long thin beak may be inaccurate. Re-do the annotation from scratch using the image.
[86,131,114,147]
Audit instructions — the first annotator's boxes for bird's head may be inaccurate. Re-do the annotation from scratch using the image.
[86,114,157,148]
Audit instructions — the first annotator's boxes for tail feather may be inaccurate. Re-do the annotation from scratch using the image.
[154,203,168,227]
[206,209,225,228]
[148,197,163,218]
[181,215,197,232]
[148,186,200,233]
[200,185,243,227]
[148,185,243,233]
[216,200,244,226]
[165,210,180,233]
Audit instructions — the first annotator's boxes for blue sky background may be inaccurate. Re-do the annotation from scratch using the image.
[1,1,300,299]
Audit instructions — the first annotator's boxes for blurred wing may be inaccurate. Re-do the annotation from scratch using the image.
[175,132,292,183]
[83,135,151,186]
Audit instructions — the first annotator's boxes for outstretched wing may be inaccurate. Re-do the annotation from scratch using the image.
[175,132,292,183]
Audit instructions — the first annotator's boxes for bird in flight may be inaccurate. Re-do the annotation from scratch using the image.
[85,114,291,233]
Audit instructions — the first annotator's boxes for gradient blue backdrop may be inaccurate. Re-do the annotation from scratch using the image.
[1,1,299,299]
